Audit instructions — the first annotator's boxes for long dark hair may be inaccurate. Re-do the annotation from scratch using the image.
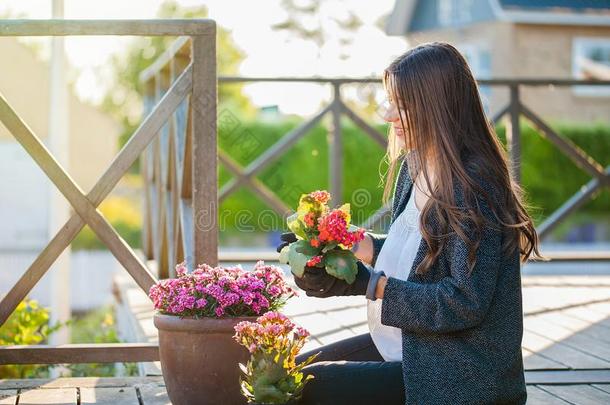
[381,42,543,274]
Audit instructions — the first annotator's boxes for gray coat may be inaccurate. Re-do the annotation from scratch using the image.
[368,157,527,405]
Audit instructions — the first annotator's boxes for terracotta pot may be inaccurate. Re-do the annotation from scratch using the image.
[154,313,257,405]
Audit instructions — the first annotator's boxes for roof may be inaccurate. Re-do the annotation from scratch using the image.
[499,0,610,13]
[385,0,610,36]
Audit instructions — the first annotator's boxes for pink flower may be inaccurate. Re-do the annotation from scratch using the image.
[149,261,296,318]
[233,311,311,357]
[309,190,331,204]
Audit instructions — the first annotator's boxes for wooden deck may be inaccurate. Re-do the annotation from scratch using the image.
[0,376,609,404]
[0,377,167,405]
[2,273,610,404]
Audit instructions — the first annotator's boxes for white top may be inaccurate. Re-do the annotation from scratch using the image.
[367,185,422,362]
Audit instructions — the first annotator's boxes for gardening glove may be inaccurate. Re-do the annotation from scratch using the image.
[294,261,384,300]
[276,232,297,253]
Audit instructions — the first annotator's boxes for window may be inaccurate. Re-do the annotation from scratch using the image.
[438,0,453,26]
[572,37,610,97]
[438,0,473,27]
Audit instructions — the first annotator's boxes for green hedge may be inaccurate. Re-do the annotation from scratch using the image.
[0,299,60,378]
[73,117,609,249]
[219,117,609,231]
[496,121,610,222]
[217,116,387,235]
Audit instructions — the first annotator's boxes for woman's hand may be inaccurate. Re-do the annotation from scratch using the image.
[353,233,374,264]
[276,232,297,253]
[375,276,387,299]
[294,263,371,298]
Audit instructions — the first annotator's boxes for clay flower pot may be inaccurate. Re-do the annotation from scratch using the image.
[154,313,258,405]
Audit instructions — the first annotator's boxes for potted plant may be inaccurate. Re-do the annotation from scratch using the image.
[279,190,365,283]
[150,261,296,405]
[233,311,320,404]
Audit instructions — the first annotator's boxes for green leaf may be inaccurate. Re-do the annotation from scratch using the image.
[324,249,358,284]
[321,242,338,253]
[287,240,318,278]
[286,212,307,239]
[278,245,290,264]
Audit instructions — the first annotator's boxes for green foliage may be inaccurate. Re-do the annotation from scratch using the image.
[102,0,252,157]
[218,116,387,235]
[67,306,137,377]
[73,114,610,248]
[220,118,609,234]
[72,196,142,250]
[283,240,318,278]
[324,249,358,284]
[0,301,136,378]
[495,121,610,224]
[240,348,319,404]
[0,299,61,378]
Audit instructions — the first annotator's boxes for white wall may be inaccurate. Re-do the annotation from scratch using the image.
[0,250,122,312]
[0,141,49,250]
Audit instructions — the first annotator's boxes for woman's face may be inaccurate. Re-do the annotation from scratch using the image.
[383,96,410,150]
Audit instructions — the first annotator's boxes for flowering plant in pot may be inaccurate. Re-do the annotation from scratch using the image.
[279,190,365,283]
[233,311,319,404]
[150,261,296,405]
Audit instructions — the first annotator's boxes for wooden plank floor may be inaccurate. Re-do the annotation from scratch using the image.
[3,274,610,404]
[0,377,168,405]
[1,377,610,404]
[284,274,610,368]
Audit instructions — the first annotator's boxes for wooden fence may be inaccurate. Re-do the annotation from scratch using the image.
[0,20,217,365]
[141,37,610,273]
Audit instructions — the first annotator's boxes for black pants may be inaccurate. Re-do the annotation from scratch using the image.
[294,333,405,405]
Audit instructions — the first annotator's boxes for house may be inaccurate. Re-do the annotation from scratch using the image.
[0,37,120,251]
[385,0,610,122]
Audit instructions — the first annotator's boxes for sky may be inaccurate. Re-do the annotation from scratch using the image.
[0,0,408,115]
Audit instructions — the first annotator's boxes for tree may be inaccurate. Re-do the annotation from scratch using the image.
[101,0,253,149]
[272,0,362,60]
[272,0,386,120]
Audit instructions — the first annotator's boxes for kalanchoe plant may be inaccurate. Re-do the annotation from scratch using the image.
[279,190,365,284]
[149,261,297,318]
[233,311,319,404]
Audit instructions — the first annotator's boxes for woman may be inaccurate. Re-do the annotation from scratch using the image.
[277,42,542,404]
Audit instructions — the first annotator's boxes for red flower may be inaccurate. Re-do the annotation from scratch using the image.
[317,209,365,249]
[303,212,316,228]
[310,238,320,248]
[306,255,322,267]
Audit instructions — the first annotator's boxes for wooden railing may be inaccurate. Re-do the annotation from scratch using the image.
[1,25,609,368]
[0,20,217,365]
[141,38,610,268]
[483,78,610,242]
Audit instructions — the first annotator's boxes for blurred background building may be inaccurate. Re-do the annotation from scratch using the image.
[385,0,610,120]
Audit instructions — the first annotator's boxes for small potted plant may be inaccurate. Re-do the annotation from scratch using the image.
[279,190,365,283]
[233,311,320,404]
[150,261,296,405]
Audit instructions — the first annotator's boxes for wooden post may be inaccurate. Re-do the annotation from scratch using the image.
[329,82,343,205]
[191,32,218,268]
[141,79,155,261]
[170,54,191,275]
[506,84,521,184]
[48,0,71,352]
